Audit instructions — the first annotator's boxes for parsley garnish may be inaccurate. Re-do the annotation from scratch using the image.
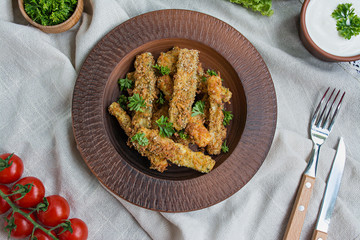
[131,132,149,146]
[157,92,165,105]
[156,116,175,137]
[332,3,360,40]
[118,77,133,91]
[223,110,233,126]
[228,0,273,17]
[128,94,146,112]
[221,140,229,153]
[153,64,171,76]
[191,101,205,117]
[207,69,218,76]
[117,95,128,110]
[201,76,207,82]
[178,130,188,140]
[24,0,78,26]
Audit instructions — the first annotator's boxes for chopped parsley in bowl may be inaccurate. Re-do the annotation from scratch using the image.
[24,0,78,26]
[18,0,83,33]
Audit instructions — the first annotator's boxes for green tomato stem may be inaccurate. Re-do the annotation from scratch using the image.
[0,153,13,172]
[0,189,59,240]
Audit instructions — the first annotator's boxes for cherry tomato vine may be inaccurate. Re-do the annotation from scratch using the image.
[0,153,88,240]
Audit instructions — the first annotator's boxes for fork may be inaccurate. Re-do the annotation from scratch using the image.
[283,88,345,240]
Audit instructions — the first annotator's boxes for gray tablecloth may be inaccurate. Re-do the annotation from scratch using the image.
[1,0,360,239]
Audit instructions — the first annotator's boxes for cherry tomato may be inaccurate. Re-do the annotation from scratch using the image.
[4,209,35,239]
[0,185,11,214]
[0,153,24,184]
[29,228,57,240]
[11,176,45,208]
[36,195,70,227]
[58,218,88,240]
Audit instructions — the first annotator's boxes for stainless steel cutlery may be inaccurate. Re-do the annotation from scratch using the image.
[283,88,345,240]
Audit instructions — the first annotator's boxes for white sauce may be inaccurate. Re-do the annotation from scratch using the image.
[305,0,360,57]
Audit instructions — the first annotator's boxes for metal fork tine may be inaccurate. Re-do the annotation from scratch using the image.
[321,90,340,128]
[316,88,335,127]
[328,91,345,131]
[311,87,330,125]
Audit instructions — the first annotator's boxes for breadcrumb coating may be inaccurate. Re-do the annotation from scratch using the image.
[169,48,199,131]
[206,75,227,155]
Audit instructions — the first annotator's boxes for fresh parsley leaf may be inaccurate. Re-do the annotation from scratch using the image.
[201,76,207,82]
[228,0,274,17]
[24,0,78,26]
[223,110,233,126]
[156,116,175,137]
[153,64,171,76]
[332,3,360,40]
[127,93,146,112]
[131,132,149,146]
[118,77,133,91]
[178,130,189,140]
[332,3,355,20]
[157,92,165,105]
[221,140,229,153]
[117,95,128,110]
[207,69,218,76]
[191,101,205,117]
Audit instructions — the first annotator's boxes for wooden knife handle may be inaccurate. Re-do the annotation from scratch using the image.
[311,230,328,240]
[283,174,316,240]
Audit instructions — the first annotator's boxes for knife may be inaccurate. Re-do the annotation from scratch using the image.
[311,137,346,240]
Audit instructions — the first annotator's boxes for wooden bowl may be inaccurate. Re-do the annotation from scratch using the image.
[18,0,83,34]
[72,10,277,212]
[300,0,360,62]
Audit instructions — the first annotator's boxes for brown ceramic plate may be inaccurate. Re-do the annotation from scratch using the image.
[72,9,277,212]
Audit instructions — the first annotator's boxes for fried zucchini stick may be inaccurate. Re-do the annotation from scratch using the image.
[157,46,180,75]
[185,114,212,148]
[156,47,180,101]
[206,75,227,155]
[131,52,157,129]
[108,102,168,172]
[198,74,232,103]
[169,48,199,130]
[221,87,232,103]
[157,75,173,101]
[108,102,132,136]
[185,94,211,148]
[135,127,215,173]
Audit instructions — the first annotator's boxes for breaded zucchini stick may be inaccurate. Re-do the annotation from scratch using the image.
[169,48,199,130]
[157,75,173,101]
[221,87,232,103]
[108,102,133,136]
[206,75,227,155]
[185,114,212,148]
[196,64,207,94]
[131,52,157,129]
[156,47,180,101]
[185,94,211,148]
[157,46,180,75]
[108,102,168,172]
[198,73,232,103]
[135,127,215,173]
